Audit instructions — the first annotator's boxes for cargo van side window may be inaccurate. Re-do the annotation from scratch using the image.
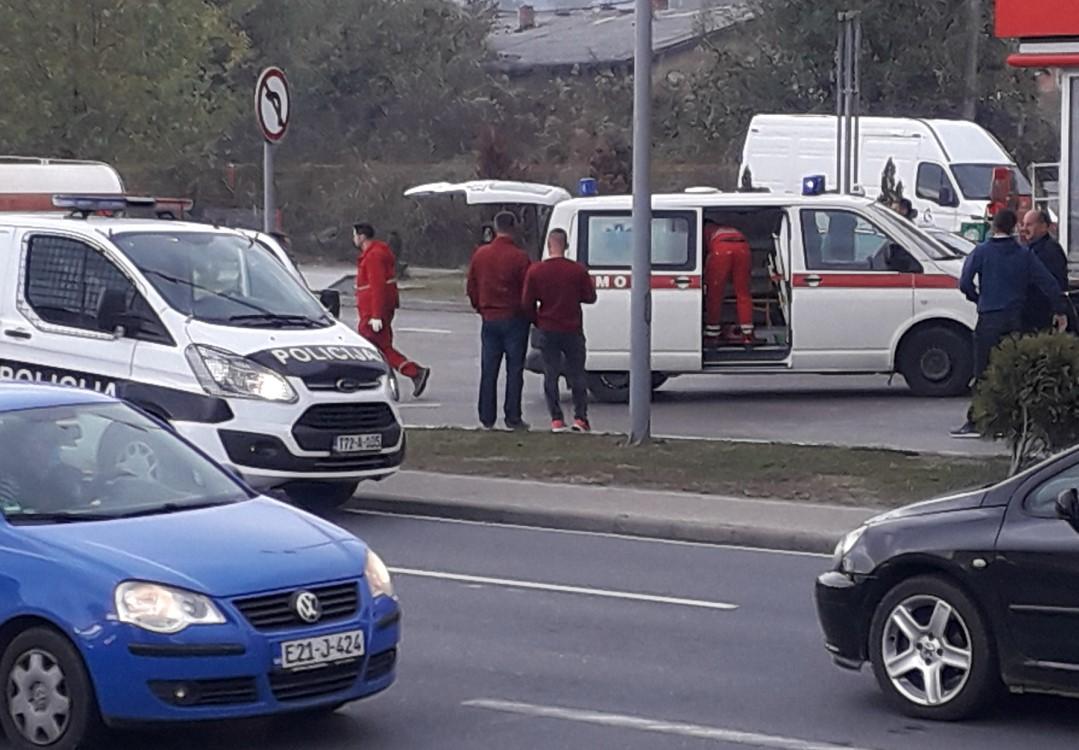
[916,164,956,206]
[579,212,696,271]
[25,235,166,341]
[800,210,892,271]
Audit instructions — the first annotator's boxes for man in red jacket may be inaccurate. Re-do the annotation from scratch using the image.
[522,229,597,432]
[354,223,430,398]
[467,211,533,430]
[703,222,756,347]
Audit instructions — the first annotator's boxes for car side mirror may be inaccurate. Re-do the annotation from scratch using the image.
[939,186,959,208]
[97,288,134,335]
[885,244,921,274]
[319,289,341,318]
[1056,488,1079,530]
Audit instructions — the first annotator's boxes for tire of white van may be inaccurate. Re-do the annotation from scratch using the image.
[585,372,667,404]
[898,327,972,398]
[283,481,360,514]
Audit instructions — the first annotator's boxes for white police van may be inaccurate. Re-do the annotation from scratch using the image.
[0,197,403,509]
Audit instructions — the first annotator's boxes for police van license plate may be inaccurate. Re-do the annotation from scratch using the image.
[281,630,365,671]
[333,434,382,453]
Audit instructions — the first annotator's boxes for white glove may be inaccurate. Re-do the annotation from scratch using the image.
[369,318,384,333]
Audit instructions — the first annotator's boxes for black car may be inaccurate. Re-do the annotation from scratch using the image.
[816,446,1079,720]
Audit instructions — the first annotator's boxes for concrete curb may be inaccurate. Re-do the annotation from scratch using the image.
[354,494,842,554]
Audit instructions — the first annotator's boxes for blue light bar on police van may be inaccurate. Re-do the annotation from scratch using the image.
[52,195,131,212]
[802,176,826,196]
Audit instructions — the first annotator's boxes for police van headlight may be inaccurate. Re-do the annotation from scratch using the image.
[382,371,399,402]
[186,345,298,403]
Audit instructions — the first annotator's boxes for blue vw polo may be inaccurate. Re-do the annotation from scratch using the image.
[0,384,400,750]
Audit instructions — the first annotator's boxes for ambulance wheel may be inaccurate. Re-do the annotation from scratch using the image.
[284,481,360,514]
[899,327,972,398]
[586,372,666,403]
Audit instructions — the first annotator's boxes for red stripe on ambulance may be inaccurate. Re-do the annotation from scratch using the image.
[591,274,702,290]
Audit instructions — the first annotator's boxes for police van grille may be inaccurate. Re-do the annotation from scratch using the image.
[233,582,359,630]
[296,403,396,432]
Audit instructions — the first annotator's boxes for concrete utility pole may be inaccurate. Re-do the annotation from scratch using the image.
[629,0,653,445]
[836,11,861,194]
[964,0,981,121]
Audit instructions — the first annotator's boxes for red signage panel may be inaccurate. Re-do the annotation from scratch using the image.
[996,0,1079,39]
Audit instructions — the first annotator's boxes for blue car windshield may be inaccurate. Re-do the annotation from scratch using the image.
[0,403,251,523]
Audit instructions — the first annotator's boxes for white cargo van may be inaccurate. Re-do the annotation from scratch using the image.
[0,198,403,509]
[740,115,1031,234]
[407,180,978,403]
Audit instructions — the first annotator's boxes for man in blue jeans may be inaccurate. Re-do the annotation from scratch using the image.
[467,211,533,430]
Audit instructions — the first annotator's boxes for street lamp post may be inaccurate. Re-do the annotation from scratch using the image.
[629,0,653,445]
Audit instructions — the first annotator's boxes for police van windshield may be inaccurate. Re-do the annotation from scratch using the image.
[112,232,332,328]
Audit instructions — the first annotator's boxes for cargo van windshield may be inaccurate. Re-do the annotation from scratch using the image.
[112,232,332,329]
[952,164,1032,200]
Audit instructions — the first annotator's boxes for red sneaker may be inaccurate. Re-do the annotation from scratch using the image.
[551,419,567,432]
[571,418,591,433]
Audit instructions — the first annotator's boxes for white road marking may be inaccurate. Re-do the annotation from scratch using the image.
[387,567,738,611]
[463,699,876,750]
[344,509,832,558]
[397,327,453,335]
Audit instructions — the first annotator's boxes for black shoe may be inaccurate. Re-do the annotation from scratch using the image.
[411,367,431,398]
[505,420,530,432]
[950,421,981,439]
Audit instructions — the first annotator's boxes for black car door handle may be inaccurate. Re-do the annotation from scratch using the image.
[4,329,31,340]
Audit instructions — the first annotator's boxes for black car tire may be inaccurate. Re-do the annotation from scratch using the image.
[898,327,972,397]
[586,372,667,404]
[283,481,360,514]
[0,627,104,750]
[868,575,1000,721]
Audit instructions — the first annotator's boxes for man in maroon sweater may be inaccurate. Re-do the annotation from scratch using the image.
[467,211,533,430]
[522,228,597,432]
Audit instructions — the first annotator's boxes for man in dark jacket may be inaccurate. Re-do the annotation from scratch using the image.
[467,211,533,430]
[951,209,1068,437]
[1020,209,1069,332]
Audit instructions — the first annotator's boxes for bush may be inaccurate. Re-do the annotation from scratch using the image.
[972,332,1079,475]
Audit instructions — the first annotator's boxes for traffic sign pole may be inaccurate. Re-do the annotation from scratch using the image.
[629,0,653,446]
[263,141,275,233]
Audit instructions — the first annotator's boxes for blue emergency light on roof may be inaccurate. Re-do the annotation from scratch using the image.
[578,178,599,197]
[802,175,826,196]
[51,195,130,212]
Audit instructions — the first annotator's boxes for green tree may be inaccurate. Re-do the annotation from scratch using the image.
[0,0,248,166]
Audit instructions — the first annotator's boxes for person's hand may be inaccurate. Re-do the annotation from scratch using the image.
[369,318,384,333]
[1054,313,1068,333]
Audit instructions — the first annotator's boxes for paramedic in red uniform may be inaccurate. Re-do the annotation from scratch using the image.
[353,223,431,398]
[467,211,533,431]
[522,229,596,433]
[703,221,756,347]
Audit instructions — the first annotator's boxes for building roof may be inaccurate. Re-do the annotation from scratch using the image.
[487,1,755,74]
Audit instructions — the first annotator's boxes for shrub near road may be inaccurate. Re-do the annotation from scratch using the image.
[407,429,1008,509]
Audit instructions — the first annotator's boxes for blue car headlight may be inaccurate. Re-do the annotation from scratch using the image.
[115,581,225,634]
[365,550,395,599]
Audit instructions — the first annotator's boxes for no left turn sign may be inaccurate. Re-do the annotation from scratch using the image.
[255,67,290,143]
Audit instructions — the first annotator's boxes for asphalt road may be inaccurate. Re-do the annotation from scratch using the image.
[97,512,1079,750]
[340,307,998,456]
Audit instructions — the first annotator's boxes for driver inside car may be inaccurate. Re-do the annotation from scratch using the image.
[0,418,86,514]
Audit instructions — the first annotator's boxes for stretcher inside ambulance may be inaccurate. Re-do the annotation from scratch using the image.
[404,181,975,403]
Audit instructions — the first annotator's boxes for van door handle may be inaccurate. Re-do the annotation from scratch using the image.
[674,275,692,289]
[3,329,31,340]
[804,274,822,288]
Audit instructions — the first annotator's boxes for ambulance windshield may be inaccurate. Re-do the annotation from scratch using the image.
[112,231,332,329]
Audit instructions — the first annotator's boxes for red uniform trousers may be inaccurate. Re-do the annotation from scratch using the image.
[359,313,420,379]
[704,230,753,342]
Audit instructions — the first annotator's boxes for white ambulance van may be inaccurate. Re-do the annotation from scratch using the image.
[406,181,978,403]
[740,115,1031,235]
[0,197,403,509]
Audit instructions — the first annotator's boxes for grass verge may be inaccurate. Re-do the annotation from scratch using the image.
[399,271,467,303]
[405,429,1009,509]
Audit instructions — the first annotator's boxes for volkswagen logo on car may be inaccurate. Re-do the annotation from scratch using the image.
[291,590,322,624]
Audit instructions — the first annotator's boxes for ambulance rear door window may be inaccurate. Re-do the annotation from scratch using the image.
[579,211,696,271]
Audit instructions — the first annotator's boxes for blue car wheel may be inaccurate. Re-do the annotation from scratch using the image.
[0,627,103,750]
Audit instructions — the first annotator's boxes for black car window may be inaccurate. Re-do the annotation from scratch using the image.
[1025,461,1079,517]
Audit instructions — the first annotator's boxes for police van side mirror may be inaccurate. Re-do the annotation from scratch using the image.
[319,289,341,318]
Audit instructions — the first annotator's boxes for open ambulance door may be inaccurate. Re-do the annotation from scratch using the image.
[770,209,794,354]
[404,180,571,259]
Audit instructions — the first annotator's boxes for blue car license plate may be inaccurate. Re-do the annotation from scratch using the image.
[280,629,365,670]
